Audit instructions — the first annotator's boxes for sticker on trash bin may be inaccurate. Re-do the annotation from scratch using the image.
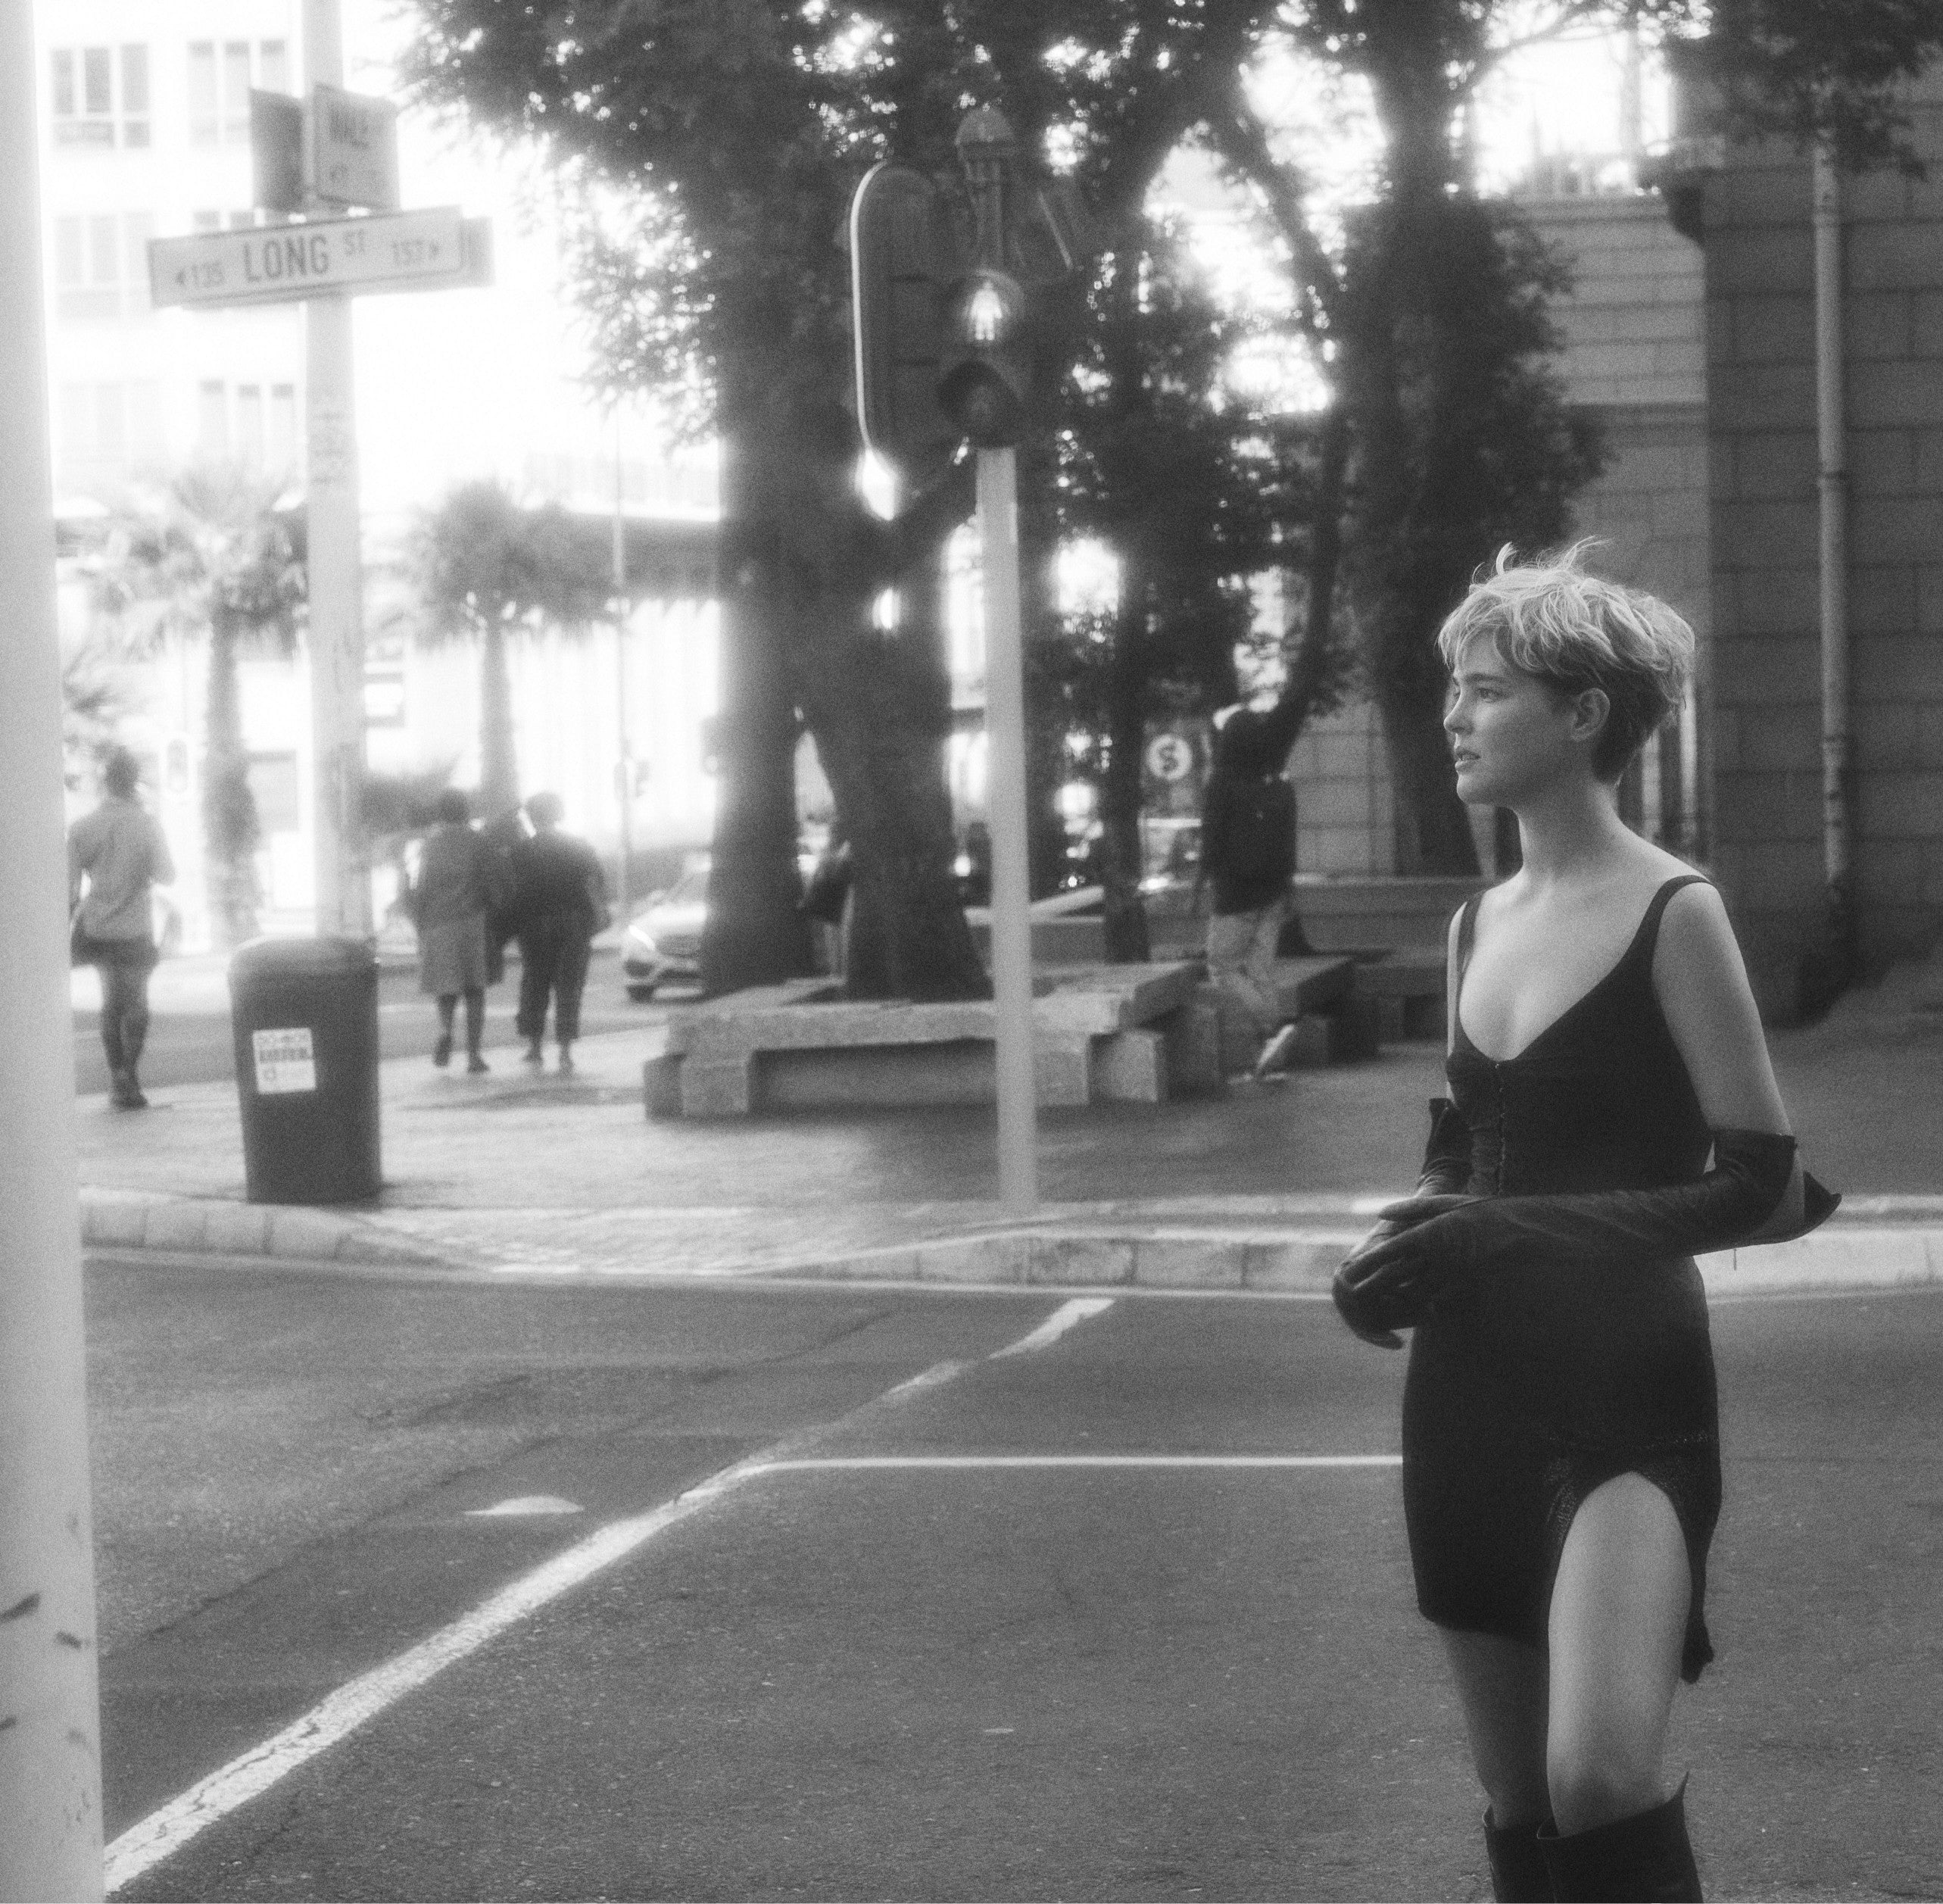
[252,1026,317,1094]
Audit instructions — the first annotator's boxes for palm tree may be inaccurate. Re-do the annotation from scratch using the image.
[405,481,613,819]
[86,465,306,947]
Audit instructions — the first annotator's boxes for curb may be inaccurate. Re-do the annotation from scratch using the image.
[76,1189,1943,1296]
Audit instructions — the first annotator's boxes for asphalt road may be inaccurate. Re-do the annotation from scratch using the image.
[70,950,673,1097]
[86,1265,1943,1902]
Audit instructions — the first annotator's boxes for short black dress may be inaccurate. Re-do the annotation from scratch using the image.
[1402,873,1722,1683]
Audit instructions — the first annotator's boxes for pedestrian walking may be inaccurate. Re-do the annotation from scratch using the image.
[1197,691,1308,1078]
[509,791,609,1073]
[68,746,175,1109]
[407,788,499,1073]
[1332,547,1837,1902]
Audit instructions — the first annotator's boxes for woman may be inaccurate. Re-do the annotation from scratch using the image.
[1333,547,1835,1902]
[410,788,498,1073]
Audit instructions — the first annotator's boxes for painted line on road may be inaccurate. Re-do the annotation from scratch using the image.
[988,1296,1115,1356]
[103,1356,968,1896]
[740,1454,1402,1474]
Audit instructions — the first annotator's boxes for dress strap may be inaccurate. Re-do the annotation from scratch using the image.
[1455,889,1487,985]
[1632,873,1711,969]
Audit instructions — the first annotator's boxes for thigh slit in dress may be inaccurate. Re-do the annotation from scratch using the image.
[1402,873,1722,1684]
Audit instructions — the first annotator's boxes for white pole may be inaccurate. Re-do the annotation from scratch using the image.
[978,448,1037,1216]
[1812,140,1852,967]
[304,0,371,936]
[0,0,107,1887]
[613,418,632,927]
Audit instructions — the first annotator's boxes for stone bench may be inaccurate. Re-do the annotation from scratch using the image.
[646,963,1223,1119]
[1352,950,1449,1042]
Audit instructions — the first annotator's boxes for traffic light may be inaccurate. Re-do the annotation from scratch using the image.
[935,266,1033,449]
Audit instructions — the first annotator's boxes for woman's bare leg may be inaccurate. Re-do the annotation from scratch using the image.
[1440,1628,1552,1825]
[1546,1472,1690,1834]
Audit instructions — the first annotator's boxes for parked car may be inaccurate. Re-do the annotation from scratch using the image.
[621,859,708,1000]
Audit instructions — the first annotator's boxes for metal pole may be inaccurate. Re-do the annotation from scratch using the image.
[0,0,107,1884]
[1812,140,1853,977]
[978,447,1037,1216]
[304,0,371,936]
[613,419,632,929]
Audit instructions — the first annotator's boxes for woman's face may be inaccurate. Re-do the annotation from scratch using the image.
[1442,633,1596,807]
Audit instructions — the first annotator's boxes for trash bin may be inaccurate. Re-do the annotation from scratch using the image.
[230,936,382,1204]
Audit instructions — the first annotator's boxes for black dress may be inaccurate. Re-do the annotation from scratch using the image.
[1402,873,1722,1683]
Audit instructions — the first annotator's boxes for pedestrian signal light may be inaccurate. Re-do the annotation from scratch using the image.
[937,267,1032,448]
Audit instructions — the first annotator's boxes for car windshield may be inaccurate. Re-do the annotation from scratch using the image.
[664,865,709,907]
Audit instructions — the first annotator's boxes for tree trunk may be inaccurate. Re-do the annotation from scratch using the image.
[1016,449,1071,898]
[1373,647,1479,876]
[478,617,520,821]
[1099,569,1151,964]
[201,616,260,947]
[699,403,817,995]
[804,540,989,1002]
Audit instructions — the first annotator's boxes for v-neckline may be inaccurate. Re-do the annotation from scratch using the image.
[1454,883,1673,1066]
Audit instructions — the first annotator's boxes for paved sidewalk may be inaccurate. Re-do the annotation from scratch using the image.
[70,966,1943,1294]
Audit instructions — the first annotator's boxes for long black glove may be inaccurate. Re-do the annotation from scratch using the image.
[1333,1097,1473,1349]
[1333,1128,1839,1345]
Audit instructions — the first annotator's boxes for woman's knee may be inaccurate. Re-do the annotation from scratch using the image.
[1546,1725,1669,1832]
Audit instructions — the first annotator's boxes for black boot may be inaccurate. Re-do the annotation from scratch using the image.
[1539,1783,1701,1902]
[1484,1809,1554,1901]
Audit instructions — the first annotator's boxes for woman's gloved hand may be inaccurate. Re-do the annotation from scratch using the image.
[1332,1194,1480,1348]
[1330,1130,1839,1351]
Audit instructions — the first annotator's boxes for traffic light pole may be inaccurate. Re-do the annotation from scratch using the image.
[978,448,1039,1216]
[0,2,107,1890]
[304,0,372,935]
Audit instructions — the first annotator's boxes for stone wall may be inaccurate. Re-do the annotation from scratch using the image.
[1701,65,1943,1017]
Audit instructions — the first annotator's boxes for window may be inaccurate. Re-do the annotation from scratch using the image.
[198,381,229,457]
[187,39,285,146]
[49,45,148,148]
[53,211,152,321]
[235,385,264,464]
[268,385,298,469]
[56,382,137,491]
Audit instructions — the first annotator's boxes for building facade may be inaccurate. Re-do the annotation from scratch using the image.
[1696,63,1943,1019]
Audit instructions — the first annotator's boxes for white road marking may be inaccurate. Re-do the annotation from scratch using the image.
[103,1359,964,1895]
[740,1454,1402,1475]
[989,1296,1115,1357]
[465,1496,584,1518]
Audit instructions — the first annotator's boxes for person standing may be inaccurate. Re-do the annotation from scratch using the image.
[509,791,608,1073]
[1332,548,1836,1901]
[1197,693,1307,1078]
[408,788,497,1073]
[68,747,175,1109]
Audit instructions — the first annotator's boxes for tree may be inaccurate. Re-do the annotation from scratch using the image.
[399,0,1262,997]
[1055,226,1333,959]
[406,481,616,819]
[401,0,1943,940]
[86,466,305,947]
[1202,0,1943,870]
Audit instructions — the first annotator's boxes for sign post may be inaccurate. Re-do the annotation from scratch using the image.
[155,5,492,941]
[304,0,370,938]
[0,0,105,1890]
[955,108,1037,1218]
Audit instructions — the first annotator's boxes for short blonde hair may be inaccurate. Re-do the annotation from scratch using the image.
[1436,542,1694,780]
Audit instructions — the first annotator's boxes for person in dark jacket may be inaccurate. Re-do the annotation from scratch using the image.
[1199,694,1307,1078]
[510,791,609,1072]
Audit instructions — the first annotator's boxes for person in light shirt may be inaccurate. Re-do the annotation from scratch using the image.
[69,747,176,1110]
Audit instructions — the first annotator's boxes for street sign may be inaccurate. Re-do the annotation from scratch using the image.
[148,208,489,310]
[1145,732,1196,784]
[307,83,399,211]
[250,89,304,215]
